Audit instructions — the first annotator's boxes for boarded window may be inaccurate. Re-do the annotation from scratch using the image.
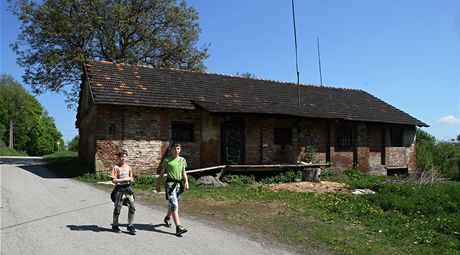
[274,128,292,145]
[336,127,353,149]
[390,129,403,147]
[172,122,194,142]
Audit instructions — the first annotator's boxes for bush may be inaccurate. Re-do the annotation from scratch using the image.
[80,172,111,182]
[133,175,157,186]
[222,174,256,185]
[67,135,79,152]
[261,170,303,184]
[416,129,460,179]
[319,167,334,179]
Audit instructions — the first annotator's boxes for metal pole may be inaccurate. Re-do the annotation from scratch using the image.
[317,37,323,86]
[291,0,300,110]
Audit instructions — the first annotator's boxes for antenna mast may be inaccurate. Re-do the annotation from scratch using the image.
[291,0,300,110]
[317,37,323,86]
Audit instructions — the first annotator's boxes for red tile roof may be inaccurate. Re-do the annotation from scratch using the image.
[81,59,427,127]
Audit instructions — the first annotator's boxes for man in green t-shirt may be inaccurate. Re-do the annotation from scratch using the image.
[156,143,189,235]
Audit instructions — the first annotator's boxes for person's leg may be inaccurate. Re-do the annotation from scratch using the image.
[127,194,136,235]
[169,187,187,235]
[168,187,180,226]
[127,195,135,225]
[166,209,172,218]
[171,210,180,226]
[112,204,122,232]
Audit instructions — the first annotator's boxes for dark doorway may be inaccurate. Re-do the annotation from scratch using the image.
[220,119,245,165]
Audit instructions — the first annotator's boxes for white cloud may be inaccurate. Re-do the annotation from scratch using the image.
[437,115,460,124]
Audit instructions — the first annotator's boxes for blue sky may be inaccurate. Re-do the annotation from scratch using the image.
[1,0,459,143]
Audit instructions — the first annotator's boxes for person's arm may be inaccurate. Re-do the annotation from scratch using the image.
[128,166,134,183]
[110,166,118,184]
[156,167,165,193]
[110,166,132,184]
[182,165,189,190]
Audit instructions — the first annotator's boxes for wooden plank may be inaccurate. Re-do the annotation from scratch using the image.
[226,163,329,168]
[186,165,226,174]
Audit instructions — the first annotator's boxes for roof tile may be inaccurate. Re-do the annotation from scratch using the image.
[83,59,427,127]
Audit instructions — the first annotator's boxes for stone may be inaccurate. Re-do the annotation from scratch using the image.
[196,175,227,186]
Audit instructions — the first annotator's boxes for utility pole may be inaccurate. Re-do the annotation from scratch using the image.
[9,119,13,149]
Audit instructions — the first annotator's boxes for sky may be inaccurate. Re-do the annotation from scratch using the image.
[1,0,459,143]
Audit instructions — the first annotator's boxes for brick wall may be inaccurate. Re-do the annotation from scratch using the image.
[368,124,385,174]
[92,106,201,174]
[385,126,416,174]
[329,123,355,169]
[79,103,417,174]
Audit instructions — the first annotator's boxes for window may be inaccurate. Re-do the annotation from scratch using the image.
[390,129,403,147]
[274,128,292,145]
[336,127,353,149]
[172,122,194,142]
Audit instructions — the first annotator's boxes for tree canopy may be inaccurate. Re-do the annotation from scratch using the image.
[11,0,209,107]
[0,75,64,155]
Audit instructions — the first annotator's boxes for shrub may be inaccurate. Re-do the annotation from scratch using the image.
[222,174,256,185]
[80,172,111,182]
[133,175,157,186]
[261,170,303,184]
[319,167,334,179]
[416,129,460,179]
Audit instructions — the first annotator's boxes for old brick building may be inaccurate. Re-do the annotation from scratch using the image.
[76,59,427,175]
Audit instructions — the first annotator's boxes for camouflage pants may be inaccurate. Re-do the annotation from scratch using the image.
[112,188,135,226]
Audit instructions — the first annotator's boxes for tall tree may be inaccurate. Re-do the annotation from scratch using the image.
[0,75,64,155]
[67,135,79,152]
[10,0,209,107]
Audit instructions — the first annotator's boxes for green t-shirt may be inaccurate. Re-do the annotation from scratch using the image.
[161,156,187,184]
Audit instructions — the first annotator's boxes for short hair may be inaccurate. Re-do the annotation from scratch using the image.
[170,142,181,150]
[117,150,128,157]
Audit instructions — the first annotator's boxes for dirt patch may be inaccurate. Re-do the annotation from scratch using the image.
[267,181,350,193]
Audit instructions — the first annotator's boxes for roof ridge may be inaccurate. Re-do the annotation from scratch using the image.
[85,59,362,92]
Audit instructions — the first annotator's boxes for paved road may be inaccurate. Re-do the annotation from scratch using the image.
[0,157,321,255]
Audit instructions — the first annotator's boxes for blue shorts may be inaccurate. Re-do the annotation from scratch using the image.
[165,184,183,212]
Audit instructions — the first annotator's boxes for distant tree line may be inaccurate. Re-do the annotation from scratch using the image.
[416,128,460,178]
[0,75,64,155]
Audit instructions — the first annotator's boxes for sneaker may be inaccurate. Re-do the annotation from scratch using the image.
[127,225,136,235]
[112,225,121,233]
[164,217,172,227]
[176,225,188,235]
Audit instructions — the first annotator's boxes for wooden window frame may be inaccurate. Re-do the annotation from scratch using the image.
[336,127,353,150]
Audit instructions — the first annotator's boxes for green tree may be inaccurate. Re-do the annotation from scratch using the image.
[10,0,209,107]
[0,102,6,143]
[416,128,460,178]
[0,75,64,155]
[67,135,79,152]
[235,72,256,79]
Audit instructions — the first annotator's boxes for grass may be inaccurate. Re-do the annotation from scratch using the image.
[43,153,460,255]
[0,140,27,156]
[43,151,92,177]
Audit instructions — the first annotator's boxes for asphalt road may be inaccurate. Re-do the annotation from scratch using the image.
[0,157,323,255]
